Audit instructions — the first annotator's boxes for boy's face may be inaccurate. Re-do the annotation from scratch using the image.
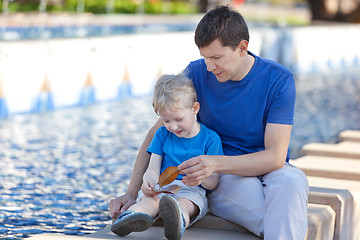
[159,102,200,138]
[199,38,247,82]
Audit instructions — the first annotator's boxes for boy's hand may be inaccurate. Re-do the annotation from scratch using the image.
[141,180,159,197]
[142,171,160,197]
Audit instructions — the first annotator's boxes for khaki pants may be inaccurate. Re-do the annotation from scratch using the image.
[208,163,309,240]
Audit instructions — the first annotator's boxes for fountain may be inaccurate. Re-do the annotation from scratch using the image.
[0,2,358,119]
[0,15,359,118]
[0,0,200,118]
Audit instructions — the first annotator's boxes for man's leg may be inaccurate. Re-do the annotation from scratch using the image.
[261,163,309,240]
[207,174,265,237]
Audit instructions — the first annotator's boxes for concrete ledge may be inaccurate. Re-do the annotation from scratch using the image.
[154,213,253,234]
[339,130,360,142]
[292,155,360,181]
[302,141,360,159]
[309,186,353,240]
[307,204,335,240]
[28,225,262,240]
[28,205,337,240]
[308,176,360,240]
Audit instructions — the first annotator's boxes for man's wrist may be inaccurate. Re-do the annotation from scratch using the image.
[125,188,139,200]
[210,155,220,172]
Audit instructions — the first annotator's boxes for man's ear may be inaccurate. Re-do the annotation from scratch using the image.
[193,102,200,114]
[237,40,249,56]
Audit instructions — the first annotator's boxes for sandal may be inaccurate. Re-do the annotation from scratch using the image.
[159,195,186,240]
[111,210,153,237]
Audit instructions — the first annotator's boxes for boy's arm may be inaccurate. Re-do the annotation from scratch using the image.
[108,119,163,220]
[142,153,162,196]
[200,172,219,190]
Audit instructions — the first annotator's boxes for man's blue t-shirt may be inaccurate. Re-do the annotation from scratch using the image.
[185,52,295,161]
[147,122,223,180]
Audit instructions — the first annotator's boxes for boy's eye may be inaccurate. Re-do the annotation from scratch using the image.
[176,118,183,122]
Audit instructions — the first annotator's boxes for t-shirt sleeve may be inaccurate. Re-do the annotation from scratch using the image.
[147,127,167,157]
[267,73,296,125]
[205,133,224,156]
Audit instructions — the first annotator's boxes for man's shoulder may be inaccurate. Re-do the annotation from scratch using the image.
[187,58,206,71]
[186,58,209,82]
[253,52,292,76]
[189,58,205,65]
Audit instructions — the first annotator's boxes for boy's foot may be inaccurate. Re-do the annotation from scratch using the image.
[111,210,153,237]
[159,195,186,240]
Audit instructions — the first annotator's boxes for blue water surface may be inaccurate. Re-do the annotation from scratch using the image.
[0,23,197,41]
[0,69,360,239]
[0,97,158,239]
[291,68,360,154]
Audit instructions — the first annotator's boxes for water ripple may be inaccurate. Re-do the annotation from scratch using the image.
[0,97,158,239]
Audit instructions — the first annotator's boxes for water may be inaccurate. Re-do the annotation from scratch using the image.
[0,23,197,41]
[0,96,158,239]
[290,68,360,157]
[0,69,360,239]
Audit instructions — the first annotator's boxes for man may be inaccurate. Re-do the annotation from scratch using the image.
[109,6,309,239]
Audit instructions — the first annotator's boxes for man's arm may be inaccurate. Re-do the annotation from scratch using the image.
[108,118,163,220]
[179,123,292,186]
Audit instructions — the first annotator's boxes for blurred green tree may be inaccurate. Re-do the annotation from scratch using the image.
[1,0,198,14]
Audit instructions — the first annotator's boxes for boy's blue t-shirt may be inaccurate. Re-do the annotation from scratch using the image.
[185,52,295,161]
[147,122,223,180]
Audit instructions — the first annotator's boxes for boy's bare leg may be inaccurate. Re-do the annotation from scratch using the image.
[177,197,199,227]
[129,196,160,218]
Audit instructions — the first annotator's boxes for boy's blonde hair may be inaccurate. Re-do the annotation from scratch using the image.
[153,73,197,115]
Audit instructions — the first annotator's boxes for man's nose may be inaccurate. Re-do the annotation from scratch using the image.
[205,60,216,72]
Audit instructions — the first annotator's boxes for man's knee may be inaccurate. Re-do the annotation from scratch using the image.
[263,164,309,203]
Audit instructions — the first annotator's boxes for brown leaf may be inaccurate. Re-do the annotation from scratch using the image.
[153,184,181,194]
[159,166,180,188]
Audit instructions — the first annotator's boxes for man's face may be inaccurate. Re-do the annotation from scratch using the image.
[199,39,244,82]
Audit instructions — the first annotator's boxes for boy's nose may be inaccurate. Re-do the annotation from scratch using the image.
[170,123,178,131]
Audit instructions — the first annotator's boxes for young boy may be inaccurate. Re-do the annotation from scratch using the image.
[111,73,223,240]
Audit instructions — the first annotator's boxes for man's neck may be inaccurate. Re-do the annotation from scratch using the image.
[236,53,255,81]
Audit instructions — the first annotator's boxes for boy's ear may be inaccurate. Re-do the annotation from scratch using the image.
[193,102,200,114]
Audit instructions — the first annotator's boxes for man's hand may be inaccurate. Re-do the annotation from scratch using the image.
[178,155,217,186]
[108,194,136,222]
